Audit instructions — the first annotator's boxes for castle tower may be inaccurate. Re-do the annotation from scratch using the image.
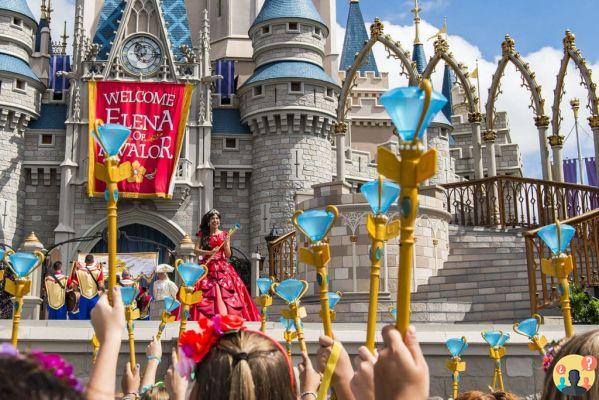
[339,0,378,74]
[239,0,339,251]
[0,0,44,246]
[411,0,426,74]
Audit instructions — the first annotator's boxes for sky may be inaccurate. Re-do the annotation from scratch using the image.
[25,0,599,179]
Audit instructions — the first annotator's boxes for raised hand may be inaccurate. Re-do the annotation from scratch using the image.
[374,325,429,400]
[350,346,377,400]
[90,287,125,345]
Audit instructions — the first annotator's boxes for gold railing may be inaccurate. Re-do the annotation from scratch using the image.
[524,208,599,313]
[267,231,296,280]
[442,176,599,228]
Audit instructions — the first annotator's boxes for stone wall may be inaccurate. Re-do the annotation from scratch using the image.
[249,134,333,254]
[252,23,325,68]
[213,171,251,257]
[23,167,60,247]
[0,127,25,246]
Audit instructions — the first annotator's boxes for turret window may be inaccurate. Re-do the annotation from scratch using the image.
[253,85,264,97]
[12,17,23,28]
[289,82,303,94]
[39,134,54,147]
[325,87,334,99]
[314,27,322,37]
[262,25,271,35]
[287,22,299,32]
[14,79,26,92]
[224,137,238,150]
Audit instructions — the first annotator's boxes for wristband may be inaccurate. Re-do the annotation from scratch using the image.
[300,392,317,399]
[147,355,161,364]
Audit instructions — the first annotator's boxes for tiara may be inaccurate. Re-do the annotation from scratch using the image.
[0,344,83,392]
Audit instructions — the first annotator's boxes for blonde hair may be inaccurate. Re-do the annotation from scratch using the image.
[191,330,295,400]
[542,329,599,400]
[141,385,169,400]
[456,391,520,400]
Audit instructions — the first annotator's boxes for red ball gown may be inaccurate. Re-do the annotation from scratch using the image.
[190,231,260,321]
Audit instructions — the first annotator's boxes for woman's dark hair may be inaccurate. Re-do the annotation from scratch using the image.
[199,209,221,250]
[191,330,295,400]
[0,355,83,400]
[52,261,62,272]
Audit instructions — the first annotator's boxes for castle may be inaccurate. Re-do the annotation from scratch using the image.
[0,0,526,321]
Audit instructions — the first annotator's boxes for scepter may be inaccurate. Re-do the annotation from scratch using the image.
[121,286,140,371]
[292,206,338,337]
[2,249,45,347]
[156,296,180,340]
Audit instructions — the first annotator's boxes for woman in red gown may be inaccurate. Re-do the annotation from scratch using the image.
[190,209,260,321]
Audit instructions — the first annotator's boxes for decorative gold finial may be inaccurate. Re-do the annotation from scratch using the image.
[501,34,515,55]
[40,0,47,19]
[564,29,576,52]
[433,36,449,54]
[370,18,384,38]
[412,0,421,44]
[180,234,193,245]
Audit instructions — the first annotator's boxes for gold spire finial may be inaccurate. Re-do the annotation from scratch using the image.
[180,234,193,245]
[412,0,421,44]
[60,21,68,55]
[40,0,47,19]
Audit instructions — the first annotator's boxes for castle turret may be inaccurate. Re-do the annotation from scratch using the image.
[239,0,340,251]
[0,0,44,246]
[411,0,426,74]
[339,0,378,74]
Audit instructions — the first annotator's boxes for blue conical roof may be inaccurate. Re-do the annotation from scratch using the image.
[252,0,326,29]
[412,43,426,74]
[0,0,36,24]
[340,0,378,74]
[441,64,454,120]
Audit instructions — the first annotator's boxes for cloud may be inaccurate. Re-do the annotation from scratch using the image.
[27,0,76,55]
[357,18,598,180]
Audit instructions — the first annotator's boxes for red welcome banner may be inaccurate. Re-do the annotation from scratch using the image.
[87,81,194,198]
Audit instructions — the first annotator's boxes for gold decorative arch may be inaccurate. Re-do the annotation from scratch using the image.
[551,30,599,138]
[336,18,419,126]
[485,34,552,180]
[421,36,478,114]
[486,35,547,131]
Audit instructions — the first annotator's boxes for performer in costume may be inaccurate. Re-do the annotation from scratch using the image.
[44,261,67,320]
[191,209,260,321]
[150,264,178,319]
[68,254,103,320]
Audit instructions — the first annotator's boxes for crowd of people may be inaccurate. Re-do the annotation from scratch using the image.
[0,287,597,399]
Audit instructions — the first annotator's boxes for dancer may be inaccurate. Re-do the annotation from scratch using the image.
[45,261,68,320]
[191,209,260,321]
[68,254,103,320]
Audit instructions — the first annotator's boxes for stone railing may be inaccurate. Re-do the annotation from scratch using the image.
[524,208,599,313]
[442,176,599,228]
[175,158,193,182]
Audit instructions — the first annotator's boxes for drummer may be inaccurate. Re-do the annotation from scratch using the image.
[150,264,178,319]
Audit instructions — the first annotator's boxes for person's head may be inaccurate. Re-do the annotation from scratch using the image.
[189,330,295,400]
[542,329,599,400]
[121,269,131,280]
[52,261,62,273]
[157,272,167,280]
[457,391,520,400]
[0,347,83,400]
[141,385,169,400]
[199,209,222,249]
[84,254,94,265]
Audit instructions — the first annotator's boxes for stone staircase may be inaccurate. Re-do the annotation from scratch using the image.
[411,225,533,323]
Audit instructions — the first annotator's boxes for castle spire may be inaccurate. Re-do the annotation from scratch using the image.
[412,0,421,45]
[411,0,426,74]
[60,21,68,55]
[340,0,378,73]
[47,0,53,22]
